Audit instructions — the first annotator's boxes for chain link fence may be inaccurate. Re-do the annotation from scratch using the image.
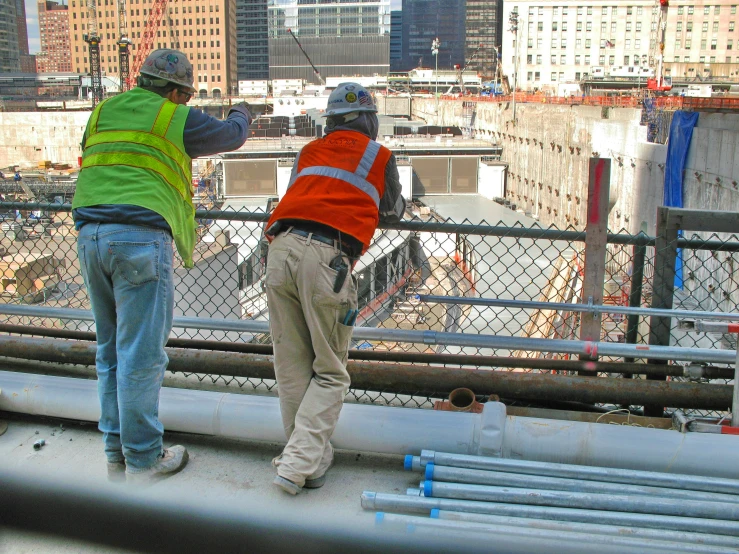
[0,200,735,415]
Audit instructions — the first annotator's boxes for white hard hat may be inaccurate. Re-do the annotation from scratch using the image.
[322,82,377,117]
[139,49,196,93]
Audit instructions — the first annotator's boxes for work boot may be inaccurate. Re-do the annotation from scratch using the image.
[273,475,302,495]
[107,460,126,483]
[304,445,335,489]
[126,445,189,484]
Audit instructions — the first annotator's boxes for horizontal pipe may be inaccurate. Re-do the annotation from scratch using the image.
[0,304,735,363]
[4,322,724,377]
[416,451,739,495]
[422,481,739,521]
[424,463,739,504]
[0,371,481,456]
[361,492,739,538]
[375,512,731,554]
[0,335,732,409]
[431,510,739,550]
[418,295,739,323]
[7,201,739,252]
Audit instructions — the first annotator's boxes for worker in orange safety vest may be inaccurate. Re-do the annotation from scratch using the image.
[264,82,406,495]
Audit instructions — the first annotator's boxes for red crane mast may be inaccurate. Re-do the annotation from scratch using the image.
[127,0,170,89]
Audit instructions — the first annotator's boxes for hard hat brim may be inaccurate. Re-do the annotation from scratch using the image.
[321,106,378,117]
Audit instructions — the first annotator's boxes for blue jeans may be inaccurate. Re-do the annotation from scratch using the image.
[77,223,174,470]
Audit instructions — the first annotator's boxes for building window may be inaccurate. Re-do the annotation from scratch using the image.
[733,6,737,15]
[586,22,592,31]
[527,54,533,64]
[585,55,590,64]
[551,54,557,64]
[627,6,632,15]
[527,71,533,81]
[637,6,643,15]
[625,39,631,49]
[528,7,534,15]
[528,38,533,48]
[710,56,716,62]
[624,55,629,64]
[552,22,558,31]
[534,71,540,80]
[551,38,558,48]
[688,6,694,15]
[551,72,557,80]
[536,54,542,64]
[538,6,543,15]
[601,7,607,15]
[635,39,641,48]
[537,38,543,48]
[702,22,708,32]
[701,39,707,49]
[576,22,582,31]
[612,7,617,15]
[561,38,567,48]
[537,21,543,32]
[562,22,568,31]
[575,54,581,64]
[713,22,719,33]
[731,22,736,32]
[704,6,710,15]
[561,54,566,64]
[677,22,682,31]
[585,39,591,48]
[611,22,617,33]
[576,38,582,48]
[636,22,642,32]
[729,40,734,50]
[600,39,606,48]
[577,6,583,15]
[587,6,592,15]
[626,22,632,31]
[728,57,733,62]
[700,55,705,62]
[687,22,693,31]
[678,6,684,15]
[599,54,605,64]
[711,39,717,50]
[675,39,681,49]
[686,39,692,49]
[601,22,606,33]
[575,71,581,80]
[609,55,614,65]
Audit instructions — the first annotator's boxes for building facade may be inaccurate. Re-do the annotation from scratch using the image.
[501,0,739,92]
[236,0,269,80]
[15,0,36,72]
[390,9,402,70]
[0,0,21,73]
[398,0,466,72]
[68,0,238,97]
[267,0,391,82]
[37,1,73,73]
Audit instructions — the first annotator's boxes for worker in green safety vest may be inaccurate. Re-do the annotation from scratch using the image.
[72,49,251,484]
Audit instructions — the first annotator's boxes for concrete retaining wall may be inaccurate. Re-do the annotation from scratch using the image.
[0,112,89,170]
[414,98,668,235]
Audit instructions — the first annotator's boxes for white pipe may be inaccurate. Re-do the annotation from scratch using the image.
[0,371,480,456]
[2,371,739,478]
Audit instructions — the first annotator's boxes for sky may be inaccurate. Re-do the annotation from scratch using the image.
[25,0,40,54]
[22,0,401,55]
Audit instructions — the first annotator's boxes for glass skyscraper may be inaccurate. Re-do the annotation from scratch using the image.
[236,0,270,80]
[399,0,466,72]
[267,0,391,81]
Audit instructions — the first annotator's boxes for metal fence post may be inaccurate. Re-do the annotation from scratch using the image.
[578,158,611,372]
[646,206,679,416]
[623,238,647,370]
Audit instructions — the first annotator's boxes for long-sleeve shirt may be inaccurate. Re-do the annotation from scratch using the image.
[74,104,251,231]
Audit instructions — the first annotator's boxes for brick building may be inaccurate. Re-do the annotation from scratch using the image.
[37,1,73,73]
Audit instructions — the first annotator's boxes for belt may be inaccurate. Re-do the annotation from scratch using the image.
[284,227,357,257]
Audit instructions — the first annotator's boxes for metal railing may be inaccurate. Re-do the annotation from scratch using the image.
[0,201,738,415]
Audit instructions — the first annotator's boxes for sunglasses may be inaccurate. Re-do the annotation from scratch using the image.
[178,89,193,101]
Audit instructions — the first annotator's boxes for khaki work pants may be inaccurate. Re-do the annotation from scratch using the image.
[265,232,356,486]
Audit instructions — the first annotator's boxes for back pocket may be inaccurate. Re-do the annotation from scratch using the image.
[109,241,160,286]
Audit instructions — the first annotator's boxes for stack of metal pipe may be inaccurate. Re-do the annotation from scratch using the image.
[362,450,739,553]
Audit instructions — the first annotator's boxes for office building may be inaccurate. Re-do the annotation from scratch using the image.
[68,0,238,97]
[390,10,403,70]
[37,1,73,73]
[15,0,36,72]
[0,0,21,73]
[502,0,739,91]
[268,0,391,82]
[398,0,466,72]
[236,0,268,80]
[465,0,503,79]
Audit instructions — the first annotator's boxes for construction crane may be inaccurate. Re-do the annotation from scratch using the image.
[82,0,103,106]
[454,42,484,96]
[128,0,170,89]
[287,28,325,86]
[117,0,131,92]
[647,0,672,92]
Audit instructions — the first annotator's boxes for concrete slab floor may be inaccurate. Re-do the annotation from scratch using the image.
[0,412,413,553]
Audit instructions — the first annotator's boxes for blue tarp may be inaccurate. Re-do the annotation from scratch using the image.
[663,110,699,289]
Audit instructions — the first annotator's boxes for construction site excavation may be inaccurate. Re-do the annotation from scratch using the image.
[4,0,739,550]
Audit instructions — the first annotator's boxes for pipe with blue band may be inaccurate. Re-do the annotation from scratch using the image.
[404,454,414,471]
[430,508,440,519]
[425,463,435,481]
[424,480,433,497]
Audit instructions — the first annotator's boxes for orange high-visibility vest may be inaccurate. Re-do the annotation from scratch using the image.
[267,130,392,252]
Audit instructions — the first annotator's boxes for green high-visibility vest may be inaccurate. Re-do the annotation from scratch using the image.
[73,87,197,268]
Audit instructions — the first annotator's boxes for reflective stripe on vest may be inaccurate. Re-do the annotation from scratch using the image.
[83,130,191,187]
[290,139,382,207]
